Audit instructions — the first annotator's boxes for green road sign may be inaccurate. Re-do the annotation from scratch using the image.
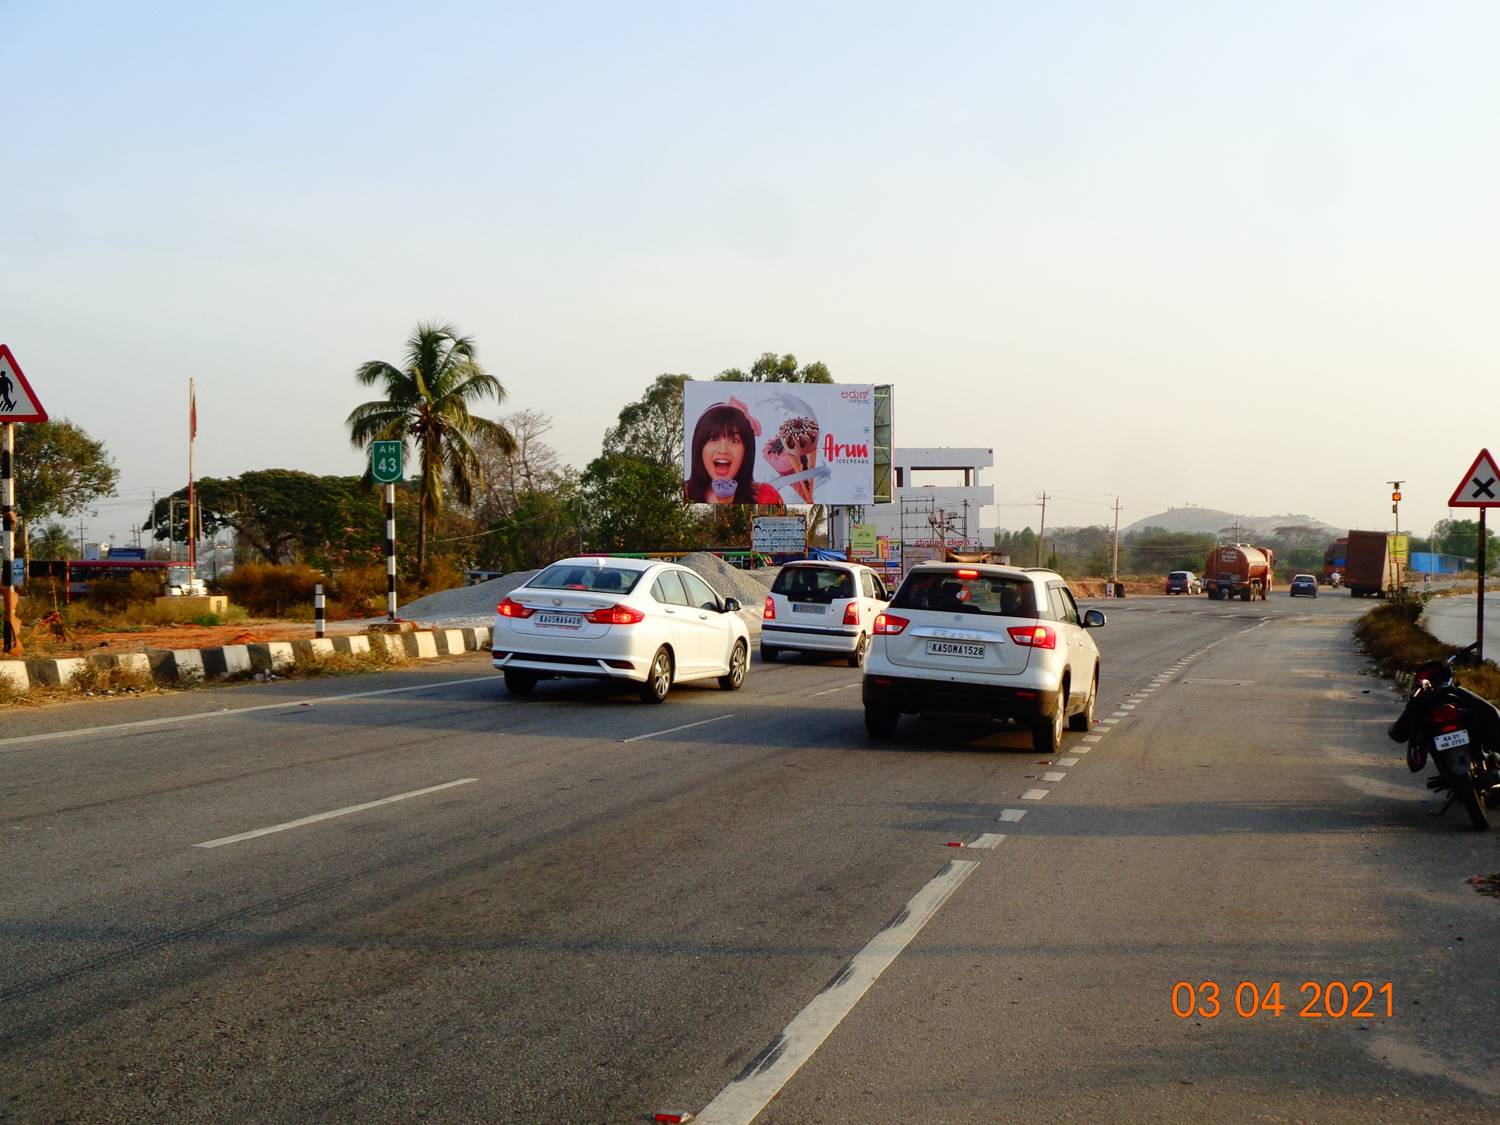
[371,441,404,484]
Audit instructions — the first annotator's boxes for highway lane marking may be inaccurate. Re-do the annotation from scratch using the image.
[1071,746,1090,754]
[693,858,978,1125]
[0,675,501,753]
[1082,734,1104,743]
[1042,771,1067,782]
[810,683,861,697]
[997,809,1027,822]
[966,833,1005,849]
[1110,710,1129,717]
[1021,788,1049,800]
[192,778,478,848]
[620,714,736,743]
[1058,757,1078,766]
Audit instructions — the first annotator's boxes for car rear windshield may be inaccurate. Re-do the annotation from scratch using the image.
[529,564,644,594]
[889,571,1038,618]
[772,565,855,603]
[1169,572,1190,580]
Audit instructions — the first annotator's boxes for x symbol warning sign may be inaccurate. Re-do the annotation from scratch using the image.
[1449,449,1500,507]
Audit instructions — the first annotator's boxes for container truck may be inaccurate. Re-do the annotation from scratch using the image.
[1344,530,1406,598]
[1203,544,1275,601]
[1322,537,1348,586]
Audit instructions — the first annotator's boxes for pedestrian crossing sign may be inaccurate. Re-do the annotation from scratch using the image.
[0,345,48,423]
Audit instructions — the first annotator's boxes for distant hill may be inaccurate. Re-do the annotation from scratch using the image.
[1122,506,1343,540]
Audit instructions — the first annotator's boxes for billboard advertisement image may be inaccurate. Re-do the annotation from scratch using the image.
[682,382,876,506]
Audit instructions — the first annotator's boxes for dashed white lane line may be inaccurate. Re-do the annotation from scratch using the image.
[998,809,1027,822]
[1109,711,1129,718]
[1071,746,1091,754]
[0,674,501,754]
[620,714,736,743]
[1082,734,1105,743]
[1021,788,1049,800]
[1058,757,1078,766]
[694,858,978,1125]
[193,777,477,848]
[1098,719,1119,725]
[966,833,1006,849]
[1042,771,1067,782]
[810,683,861,697]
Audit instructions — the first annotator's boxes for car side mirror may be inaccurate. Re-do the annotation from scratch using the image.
[1083,609,1106,628]
[723,597,741,612]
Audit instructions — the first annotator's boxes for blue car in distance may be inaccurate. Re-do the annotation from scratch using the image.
[1289,574,1318,598]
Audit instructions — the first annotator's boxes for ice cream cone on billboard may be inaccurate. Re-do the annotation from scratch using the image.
[778,416,820,503]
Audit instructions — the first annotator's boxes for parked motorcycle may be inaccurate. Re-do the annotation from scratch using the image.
[1388,643,1500,830]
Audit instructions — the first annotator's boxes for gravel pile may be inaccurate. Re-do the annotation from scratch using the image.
[394,570,541,627]
[678,553,779,608]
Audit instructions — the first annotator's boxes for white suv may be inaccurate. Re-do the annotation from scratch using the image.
[761,560,891,667]
[861,563,1105,751]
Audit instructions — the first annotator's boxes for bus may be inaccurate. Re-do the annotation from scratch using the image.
[26,559,183,604]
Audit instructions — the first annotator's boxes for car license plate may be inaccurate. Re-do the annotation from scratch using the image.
[792,603,826,614]
[927,640,985,658]
[1435,729,1471,751]
[536,612,583,628]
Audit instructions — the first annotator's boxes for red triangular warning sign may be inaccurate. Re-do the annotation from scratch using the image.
[0,346,47,423]
[1448,448,1500,507]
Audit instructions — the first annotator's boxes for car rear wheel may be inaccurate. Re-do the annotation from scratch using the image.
[719,641,748,690]
[503,669,537,696]
[848,633,869,668]
[1032,699,1065,754]
[1068,672,1097,732]
[639,647,673,704]
[865,705,898,739]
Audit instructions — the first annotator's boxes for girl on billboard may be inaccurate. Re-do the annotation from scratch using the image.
[684,401,785,505]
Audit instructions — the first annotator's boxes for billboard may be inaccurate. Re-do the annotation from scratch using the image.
[682,382,876,506]
[752,515,807,555]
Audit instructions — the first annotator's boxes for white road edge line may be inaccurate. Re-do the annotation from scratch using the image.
[810,683,862,697]
[193,778,478,848]
[0,675,501,753]
[620,714,735,743]
[693,859,978,1125]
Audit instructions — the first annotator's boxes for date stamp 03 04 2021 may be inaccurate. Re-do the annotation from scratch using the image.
[1173,981,1395,1021]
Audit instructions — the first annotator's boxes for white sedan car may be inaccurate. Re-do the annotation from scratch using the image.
[492,556,751,703]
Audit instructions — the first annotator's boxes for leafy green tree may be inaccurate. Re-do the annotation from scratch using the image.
[580,455,698,552]
[1123,527,1217,574]
[993,527,1040,565]
[347,322,515,573]
[602,373,690,470]
[1435,519,1500,572]
[15,419,120,549]
[716,352,833,384]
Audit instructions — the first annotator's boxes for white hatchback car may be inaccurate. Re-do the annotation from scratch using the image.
[761,560,892,667]
[492,556,751,703]
[861,563,1105,751]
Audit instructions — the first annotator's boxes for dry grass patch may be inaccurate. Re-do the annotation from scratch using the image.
[1355,597,1500,703]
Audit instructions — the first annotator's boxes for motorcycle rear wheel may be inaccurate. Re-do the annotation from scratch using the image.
[1459,777,1491,831]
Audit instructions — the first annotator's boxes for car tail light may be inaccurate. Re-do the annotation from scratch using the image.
[842,601,859,625]
[1430,702,1460,731]
[584,604,646,625]
[763,595,776,620]
[1007,625,1057,650]
[956,569,979,579]
[497,597,534,618]
[874,613,909,635]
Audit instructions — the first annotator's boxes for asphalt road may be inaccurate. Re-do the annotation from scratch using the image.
[2,592,1497,1123]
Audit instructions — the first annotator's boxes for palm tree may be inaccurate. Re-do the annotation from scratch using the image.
[32,523,76,561]
[347,323,515,573]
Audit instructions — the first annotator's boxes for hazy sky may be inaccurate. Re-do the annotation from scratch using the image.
[6,1,1498,547]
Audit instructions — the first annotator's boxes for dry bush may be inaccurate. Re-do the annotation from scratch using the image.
[1354,598,1500,704]
[219,562,326,617]
[68,662,156,696]
[329,563,386,618]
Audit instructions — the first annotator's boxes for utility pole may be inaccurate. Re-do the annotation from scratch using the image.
[1036,491,1050,566]
[1111,496,1123,591]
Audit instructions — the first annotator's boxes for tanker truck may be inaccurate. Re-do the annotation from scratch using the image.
[1203,544,1275,601]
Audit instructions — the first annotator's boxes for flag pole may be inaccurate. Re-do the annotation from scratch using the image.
[188,378,197,585]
